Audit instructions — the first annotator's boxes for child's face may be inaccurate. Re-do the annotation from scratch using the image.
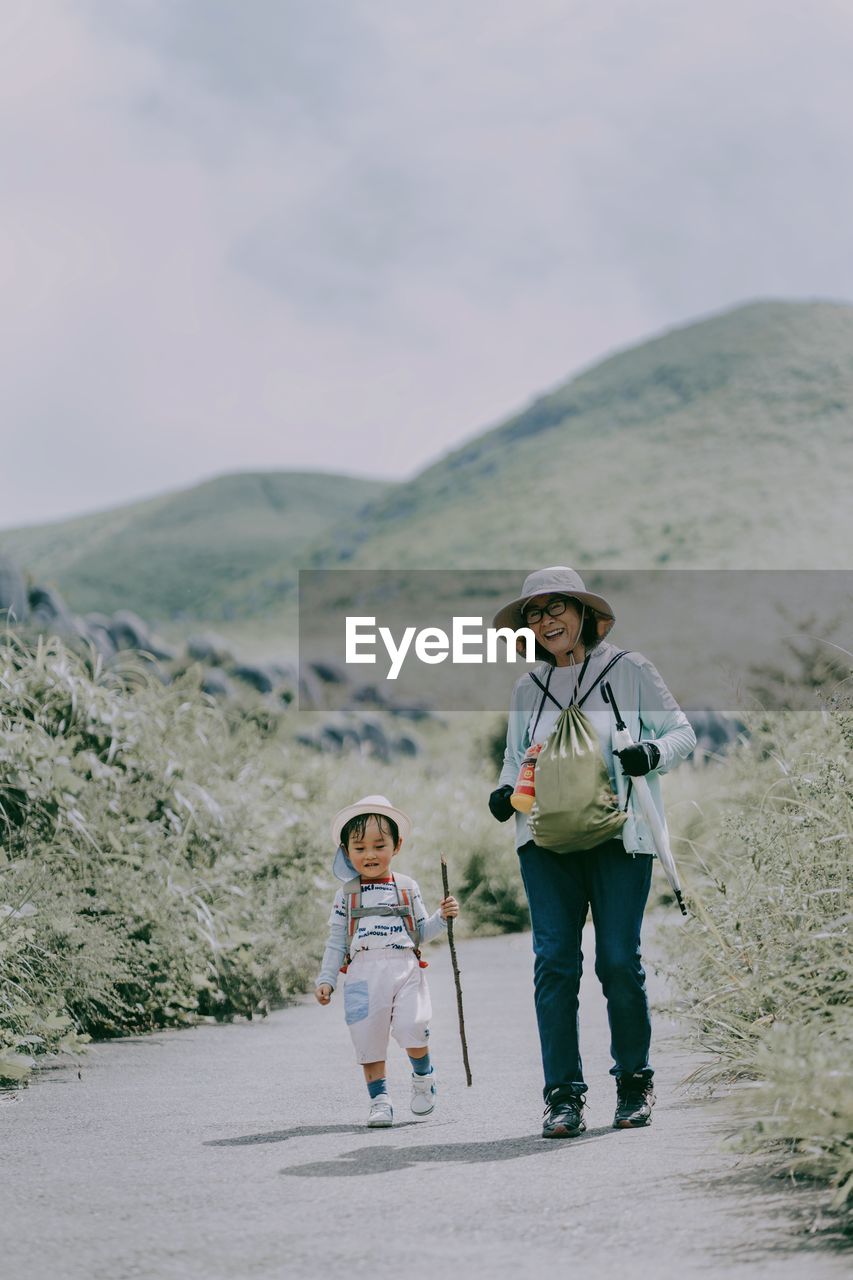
[345,816,401,880]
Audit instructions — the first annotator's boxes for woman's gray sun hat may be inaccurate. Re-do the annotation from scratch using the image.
[330,794,413,881]
[492,567,615,635]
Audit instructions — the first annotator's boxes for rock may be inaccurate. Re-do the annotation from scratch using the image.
[265,661,299,702]
[84,611,113,630]
[296,713,364,755]
[108,611,179,663]
[294,711,418,761]
[267,660,298,684]
[346,685,433,721]
[319,722,362,752]
[387,702,434,722]
[689,709,747,763]
[350,685,386,707]
[145,634,179,663]
[108,610,153,651]
[81,613,118,659]
[200,669,235,698]
[27,585,77,633]
[355,714,390,761]
[186,633,233,666]
[0,557,29,623]
[295,666,325,708]
[24,586,101,655]
[229,662,276,694]
[309,660,348,685]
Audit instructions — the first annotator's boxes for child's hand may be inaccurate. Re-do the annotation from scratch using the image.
[315,984,333,1005]
[440,895,459,920]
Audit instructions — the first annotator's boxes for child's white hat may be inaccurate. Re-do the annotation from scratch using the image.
[330,794,413,881]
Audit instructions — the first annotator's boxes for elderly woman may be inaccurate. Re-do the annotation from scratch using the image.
[489,567,695,1138]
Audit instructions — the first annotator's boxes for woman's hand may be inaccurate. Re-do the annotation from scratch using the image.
[616,742,661,776]
[488,784,515,822]
[315,984,333,1005]
[440,895,459,920]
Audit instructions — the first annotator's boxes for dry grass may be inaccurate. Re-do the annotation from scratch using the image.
[664,688,852,1213]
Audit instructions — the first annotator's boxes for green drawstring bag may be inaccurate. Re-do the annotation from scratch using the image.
[527,653,628,854]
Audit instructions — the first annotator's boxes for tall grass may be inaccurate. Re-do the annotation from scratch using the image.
[278,708,529,936]
[665,690,852,1213]
[0,637,524,1085]
[0,634,322,1083]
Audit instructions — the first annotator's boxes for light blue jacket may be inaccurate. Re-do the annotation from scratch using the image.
[497,642,696,855]
[316,876,447,991]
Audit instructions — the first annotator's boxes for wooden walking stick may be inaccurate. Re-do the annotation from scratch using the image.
[441,854,472,1086]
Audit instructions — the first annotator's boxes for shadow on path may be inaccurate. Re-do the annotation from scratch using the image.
[205,1122,422,1147]
[686,1161,852,1262]
[281,1126,615,1177]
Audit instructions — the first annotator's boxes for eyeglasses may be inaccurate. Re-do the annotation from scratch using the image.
[522,596,576,626]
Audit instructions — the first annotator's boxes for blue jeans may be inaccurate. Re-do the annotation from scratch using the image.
[517,838,654,1102]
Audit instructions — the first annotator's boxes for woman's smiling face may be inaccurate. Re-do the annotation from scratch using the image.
[522,594,584,662]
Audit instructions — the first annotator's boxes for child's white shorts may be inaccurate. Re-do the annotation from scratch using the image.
[342,948,431,1064]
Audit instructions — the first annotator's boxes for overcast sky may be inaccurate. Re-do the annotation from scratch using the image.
[2,0,853,527]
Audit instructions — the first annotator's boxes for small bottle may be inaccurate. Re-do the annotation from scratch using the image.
[511,742,542,813]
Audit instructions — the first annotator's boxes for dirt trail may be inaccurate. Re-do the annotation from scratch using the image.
[1,928,847,1279]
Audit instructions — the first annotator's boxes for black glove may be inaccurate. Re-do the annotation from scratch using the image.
[616,742,661,777]
[488,784,515,822]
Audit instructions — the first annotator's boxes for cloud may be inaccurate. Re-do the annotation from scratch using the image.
[2,0,853,526]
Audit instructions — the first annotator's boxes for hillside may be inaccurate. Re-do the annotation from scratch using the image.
[0,471,389,620]
[4,301,851,640]
[309,300,853,571]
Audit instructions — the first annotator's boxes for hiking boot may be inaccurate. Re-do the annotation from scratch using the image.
[542,1095,586,1138]
[410,1070,437,1116]
[367,1095,394,1128]
[613,1074,656,1128]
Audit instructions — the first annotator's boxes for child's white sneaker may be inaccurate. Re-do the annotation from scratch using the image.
[367,1095,394,1128]
[411,1070,437,1116]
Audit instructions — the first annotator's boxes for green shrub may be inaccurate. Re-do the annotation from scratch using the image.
[0,634,321,1083]
[457,849,529,933]
[665,690,852,1213]
[0,640,527,1085]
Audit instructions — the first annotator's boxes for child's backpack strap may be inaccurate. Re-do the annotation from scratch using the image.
[339,874,428,971]
[340,876,362,973]
[390,873,427,966]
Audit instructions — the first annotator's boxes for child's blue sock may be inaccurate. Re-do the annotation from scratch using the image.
[367,1078,388,1099]
[408,1052,433,1076]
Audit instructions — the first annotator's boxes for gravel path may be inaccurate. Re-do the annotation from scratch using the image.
[2,927,847,1279]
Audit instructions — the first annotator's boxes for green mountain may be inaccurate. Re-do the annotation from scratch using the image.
[0,471,389,620]
[4,301,851,639]
[312,300,853,571]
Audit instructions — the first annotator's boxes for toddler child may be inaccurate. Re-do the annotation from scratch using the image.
[315,794,459,1128]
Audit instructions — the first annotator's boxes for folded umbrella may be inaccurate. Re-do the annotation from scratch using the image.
[602,681,688,916]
